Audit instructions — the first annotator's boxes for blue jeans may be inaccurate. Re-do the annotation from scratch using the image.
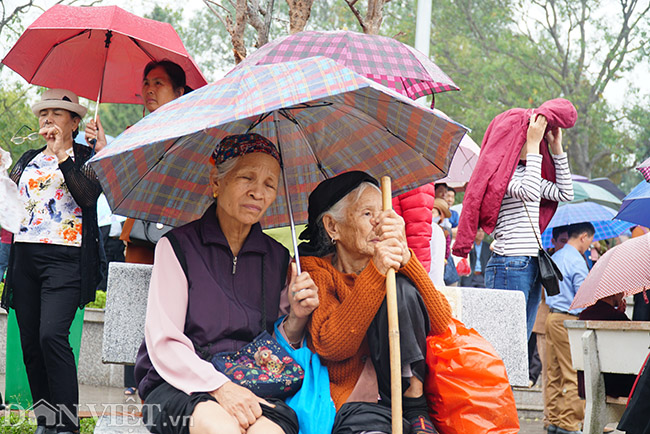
[484,254,541,340]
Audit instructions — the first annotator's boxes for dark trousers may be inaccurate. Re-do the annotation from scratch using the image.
[460,272,485,288]
[11,242,81,432]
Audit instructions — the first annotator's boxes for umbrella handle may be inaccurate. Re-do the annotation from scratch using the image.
[381,176,403,434]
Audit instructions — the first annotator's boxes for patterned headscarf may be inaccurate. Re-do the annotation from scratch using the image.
[210,133,281,166]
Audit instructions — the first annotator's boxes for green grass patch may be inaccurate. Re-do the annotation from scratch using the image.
[0,413,97,434]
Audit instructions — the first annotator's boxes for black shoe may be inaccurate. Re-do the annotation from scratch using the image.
[409,414,437,433]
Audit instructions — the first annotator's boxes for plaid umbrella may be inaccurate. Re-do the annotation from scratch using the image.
[89,56,467,231]
[637,156,650,182]
[540,201,634,248]
[615,181,650,228]
[231,30,459,101]
[570,233,650,309]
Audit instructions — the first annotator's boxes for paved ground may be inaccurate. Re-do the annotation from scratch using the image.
[2,374,624,433]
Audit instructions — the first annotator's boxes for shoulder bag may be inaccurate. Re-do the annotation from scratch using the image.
[523,203,563,297]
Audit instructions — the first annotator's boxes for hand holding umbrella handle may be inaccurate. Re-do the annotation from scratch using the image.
[381,176,403,434]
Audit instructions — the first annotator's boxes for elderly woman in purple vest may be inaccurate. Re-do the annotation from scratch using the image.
[134,133,319,434]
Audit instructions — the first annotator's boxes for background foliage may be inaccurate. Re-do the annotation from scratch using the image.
[1,0,648,192]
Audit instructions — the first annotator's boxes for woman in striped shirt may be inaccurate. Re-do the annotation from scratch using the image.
[484,113,574,339]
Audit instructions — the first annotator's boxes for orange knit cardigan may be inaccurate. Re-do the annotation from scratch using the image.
[303,252,452,409]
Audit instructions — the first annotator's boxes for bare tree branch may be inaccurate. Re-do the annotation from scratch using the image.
[344,0,367,33]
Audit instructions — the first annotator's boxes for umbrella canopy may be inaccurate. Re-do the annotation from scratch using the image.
[231,30,459,100]
[572,181,622,210]
[637,156,650,182]
[614,181,650,228]
[588,178,626,201]
[433,109,479,188]
[540,202,634,248]
[570,233,650,309]
[2,4,207,105]
[89,56,467,229]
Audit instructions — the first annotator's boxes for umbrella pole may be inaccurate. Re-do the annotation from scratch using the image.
[381,176,402,434]
[90,30,113,153]
[274,113,302,274]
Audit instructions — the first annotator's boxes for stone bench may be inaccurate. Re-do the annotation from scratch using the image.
[101,263,529,381]
[565,320,650,434]
[96,264,529,432]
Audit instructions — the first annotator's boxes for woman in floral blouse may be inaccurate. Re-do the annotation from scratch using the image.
[1,89,102,434]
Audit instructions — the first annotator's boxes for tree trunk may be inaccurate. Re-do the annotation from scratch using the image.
[286,0,314,34]
[365,0,385,34]
[232,0,249,63]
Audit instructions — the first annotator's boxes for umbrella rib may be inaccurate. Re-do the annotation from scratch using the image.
[247,112,272,133]
[279,108,329,179]
[28,29,91,83]
[128,36,157,61]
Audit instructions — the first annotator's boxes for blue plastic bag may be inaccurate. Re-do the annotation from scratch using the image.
[274,317,336,434]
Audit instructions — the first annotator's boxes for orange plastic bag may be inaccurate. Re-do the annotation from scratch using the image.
[456,258,471,276]
[424,318,519,434]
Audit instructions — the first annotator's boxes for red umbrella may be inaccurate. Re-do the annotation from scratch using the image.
[2,4,207,108]
[570,233,650,309]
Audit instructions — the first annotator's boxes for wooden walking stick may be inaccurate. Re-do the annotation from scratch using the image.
[381,176,403,434]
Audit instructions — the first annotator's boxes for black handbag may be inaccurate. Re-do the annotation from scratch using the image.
[523,203,563,297]
[129,219,173,245]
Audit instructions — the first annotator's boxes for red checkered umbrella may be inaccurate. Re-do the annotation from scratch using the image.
[89,57,467,231]
[637,157,650,182]
[231,30,459,101]
[571,233,650,309]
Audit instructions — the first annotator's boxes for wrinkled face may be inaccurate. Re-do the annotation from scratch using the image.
[552,232,569,251]
[142,66,182,113]
[38,108,80,142]
[333,187,382,258]
[211,152,281,227]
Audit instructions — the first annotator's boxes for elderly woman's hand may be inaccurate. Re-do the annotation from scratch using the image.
[373,210,411,269]
[283,263,319,346]
[210,382,271,431]
[288,263,319,320]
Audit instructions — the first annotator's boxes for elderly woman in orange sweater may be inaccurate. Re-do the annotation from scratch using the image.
[297,171,452,434]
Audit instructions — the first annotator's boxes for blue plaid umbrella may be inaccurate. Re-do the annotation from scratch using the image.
[615,181,650,227]
[541,201,634,248]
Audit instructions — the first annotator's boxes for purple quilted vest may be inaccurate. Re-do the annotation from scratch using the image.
[134,204,290,399]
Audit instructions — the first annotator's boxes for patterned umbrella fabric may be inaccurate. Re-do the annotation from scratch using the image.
[570,233,650,309]
[572,181,622,210]
[614,181,650,228]
[540,201,634,248]
[2,4,207,105]
[89,56,467,229]
[637,156,650,182]
[231,30,459,100]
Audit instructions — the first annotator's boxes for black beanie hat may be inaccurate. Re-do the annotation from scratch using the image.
[299,171,379,245]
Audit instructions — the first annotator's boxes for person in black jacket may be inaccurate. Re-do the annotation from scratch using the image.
[1,89,102,434]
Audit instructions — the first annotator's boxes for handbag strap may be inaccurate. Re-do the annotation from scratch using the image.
[522,202,544,251]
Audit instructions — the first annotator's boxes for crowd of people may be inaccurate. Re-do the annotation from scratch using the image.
[1,57,649,434]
